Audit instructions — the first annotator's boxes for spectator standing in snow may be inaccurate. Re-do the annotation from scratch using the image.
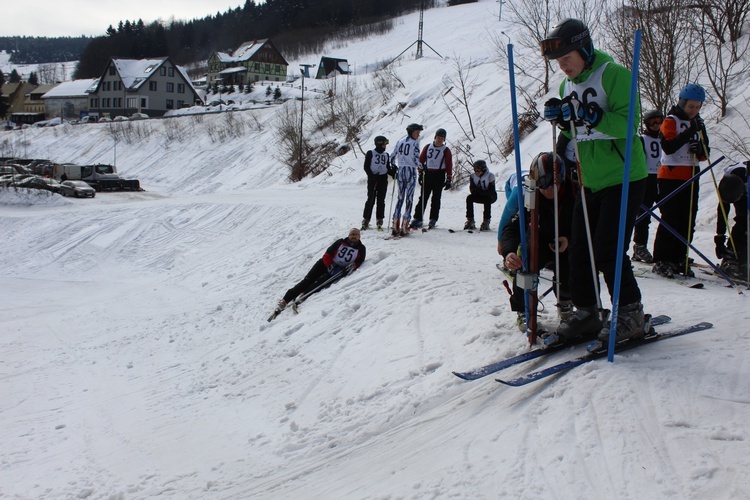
[277,228,366,310]
[362,135,392,231]
[715,162,748,280]
[541,18,647,345]
[464,160,497,231]
[411,128,453,230]
[651,84,709,279]
[631,109,665,264]
[390,123,423,236]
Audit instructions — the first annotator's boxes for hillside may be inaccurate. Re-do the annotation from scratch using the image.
[1,1,749,498]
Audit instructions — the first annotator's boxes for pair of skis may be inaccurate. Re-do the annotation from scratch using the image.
[267,270,348,322]
[453,316,713,386]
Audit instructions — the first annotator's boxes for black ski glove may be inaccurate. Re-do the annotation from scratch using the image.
[418,170,424,186]
[444,178,452,190]
[688,142,701,154]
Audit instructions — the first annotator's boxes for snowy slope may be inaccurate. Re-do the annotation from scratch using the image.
[1,1,749,498]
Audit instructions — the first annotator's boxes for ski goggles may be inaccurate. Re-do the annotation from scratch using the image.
[540,38,563,58]
[646,119,663,128]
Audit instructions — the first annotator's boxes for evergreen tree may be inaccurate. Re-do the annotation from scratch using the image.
[0,69,5,86]
[28,72,39,85]
[274,86,282,100]
[265,85,272,97]
[9,69,21,83]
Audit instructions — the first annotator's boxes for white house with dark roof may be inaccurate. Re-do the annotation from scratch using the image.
[206,39,289,86]
[88,57,201,118]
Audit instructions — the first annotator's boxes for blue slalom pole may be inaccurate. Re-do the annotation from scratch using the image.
[607,30,642,362]
[508,43,531,341]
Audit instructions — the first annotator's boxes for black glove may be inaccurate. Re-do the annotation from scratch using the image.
[328,264,342,275]
[693,117,705,131]
[444,178,452,190]
[714,235,727,260]
[543,98,563,123]
[688,142,701,154]
[418,170,424,186]
[388,166,397,179]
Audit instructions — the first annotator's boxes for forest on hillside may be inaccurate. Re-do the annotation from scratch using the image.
[72,0,434,78]
[0,36,91,64]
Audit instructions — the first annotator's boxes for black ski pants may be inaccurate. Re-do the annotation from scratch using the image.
[283,260,332,303]
[413,170,447,222]
[363,173,389,222]
[466,193,495,221]
[632,173,659,247]
[568,179,645,308]
[652,178,699,264]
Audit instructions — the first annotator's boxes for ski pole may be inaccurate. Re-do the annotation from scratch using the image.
[551,123,561,314]
[387,169,397,230]
[700,131,738,259]
[685,152,697,277]
[635,155,725,224]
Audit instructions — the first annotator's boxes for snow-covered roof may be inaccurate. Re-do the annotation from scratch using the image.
[216,39,269,63]
[42,79,99,99]
[219,66,248,75]
[112,58,168,90]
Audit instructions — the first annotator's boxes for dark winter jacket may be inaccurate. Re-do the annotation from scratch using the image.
[321,237,366,270]
[501,178,575,261]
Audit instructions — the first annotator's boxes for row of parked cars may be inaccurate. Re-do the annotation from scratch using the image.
[0,159,96,198]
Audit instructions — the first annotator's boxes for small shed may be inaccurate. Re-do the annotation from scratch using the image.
[316,57,350,79]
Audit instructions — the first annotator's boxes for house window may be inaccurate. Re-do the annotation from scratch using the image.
[166,82,174,92]
[168,67,174,77]
[149,81,157,91]
[265,64,271,72]
[177,83,185,93]
[109,66,116,76]
[140,97,147,108]
[90,98,99,107]
[177,100,184,108]
[160,67,166,76]
[166,99,174,109]
[254,63,260,70]
[127,97,138,108]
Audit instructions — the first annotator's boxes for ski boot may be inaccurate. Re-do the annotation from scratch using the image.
[631,244,653,263]
[391,218,400,237]
[410,219,423,229]
[651,261,674,278]
[400,218,410,236]
[675,259,695,277]
[361,219,370,231]
[557,300,574,321]
[543,305,602,347]
[428,219,437,229]
[376,219,384,232]
[464,218,476,230]
[480,219,491,231]
[597,302,646,343]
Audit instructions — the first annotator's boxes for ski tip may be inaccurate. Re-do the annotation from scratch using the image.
[448,229,456,233]
[689,282,705,289]
[452,371,471,380]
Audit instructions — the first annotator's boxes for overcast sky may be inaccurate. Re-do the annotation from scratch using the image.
[2,1,243,37]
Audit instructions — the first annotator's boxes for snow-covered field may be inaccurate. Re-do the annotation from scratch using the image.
[2,1,749,498]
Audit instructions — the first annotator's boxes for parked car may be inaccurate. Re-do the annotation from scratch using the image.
[59,180,96,198]
[76,115,98,124]
[98,117,112,123]
[130,113,149,120]
[11,176,62,193]
[113,115,129,122]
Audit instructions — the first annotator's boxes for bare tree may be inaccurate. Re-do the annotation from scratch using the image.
[603,0,698,113]
[441,56,479,141]
[693,0,750,116]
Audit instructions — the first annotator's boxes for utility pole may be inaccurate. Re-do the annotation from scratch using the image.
[497,0,505,21]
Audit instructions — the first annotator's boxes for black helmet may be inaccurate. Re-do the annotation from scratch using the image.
[374,135,389,147]
[435,128,447,138]
[406,123,424,135]
[719,172,745,204]
[473,160,488,174]
[530,152,563,190]
[642,109,665,123]
[541,18,594,66]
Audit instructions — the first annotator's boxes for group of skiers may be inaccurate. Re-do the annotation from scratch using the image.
[500,18,748,348]
[273,17,748,346]
[361,124,499,236]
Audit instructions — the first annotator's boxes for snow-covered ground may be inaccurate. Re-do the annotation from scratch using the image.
[1,1,749,498]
